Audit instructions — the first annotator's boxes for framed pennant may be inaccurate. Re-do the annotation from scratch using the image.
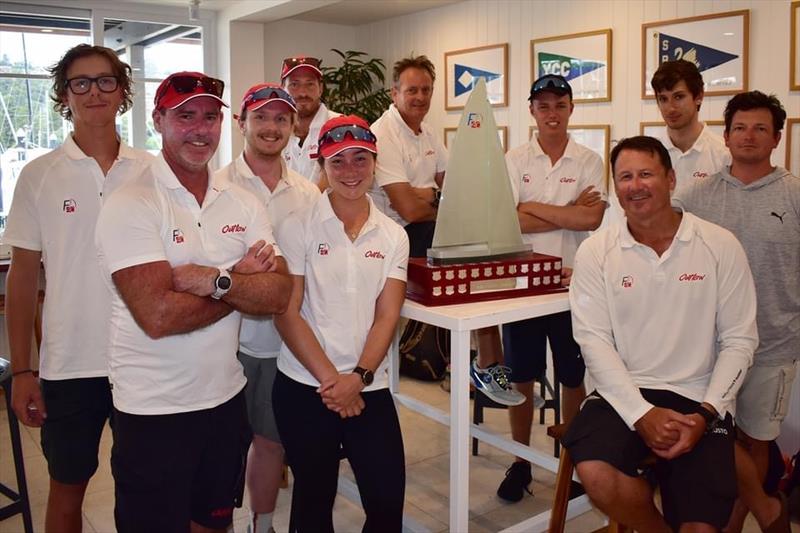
[642,10,749,98]
[444,43,508,111]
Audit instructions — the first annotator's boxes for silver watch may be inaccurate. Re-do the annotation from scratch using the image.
[211,267,232,300]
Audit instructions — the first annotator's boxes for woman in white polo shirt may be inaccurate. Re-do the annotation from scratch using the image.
[273,115,409,532]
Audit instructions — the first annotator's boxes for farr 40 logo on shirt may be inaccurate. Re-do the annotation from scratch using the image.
[172,229,185,244]
[62,199,77,213]
[318,243,330,256]
[222,224,246,234]
[621,275,633,288]
[522,174,531,183]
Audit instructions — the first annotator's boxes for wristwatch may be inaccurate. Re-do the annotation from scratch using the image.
[353,366,374,386]
[695,404,718,432]
[211,267,232,300]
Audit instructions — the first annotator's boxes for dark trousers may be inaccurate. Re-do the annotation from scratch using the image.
[273,371,405,533]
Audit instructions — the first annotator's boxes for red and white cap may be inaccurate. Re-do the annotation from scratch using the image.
[280,56,323,81]
[154,71,228,110]
[317,115,378,159]
[236,83,297,119]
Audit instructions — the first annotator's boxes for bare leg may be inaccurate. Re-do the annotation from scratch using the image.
[246,435,284,513]
[679,523,718,533]
[725,434,781,531]
[476,326,502,368]
[509,381,535,451]
[45,479,88,533]
[562,383,586,425]
[575,460,670,533]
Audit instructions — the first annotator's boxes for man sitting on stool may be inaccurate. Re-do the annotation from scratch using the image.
[564,136,757,532]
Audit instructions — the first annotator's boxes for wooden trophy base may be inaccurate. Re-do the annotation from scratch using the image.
[406,252,566,306]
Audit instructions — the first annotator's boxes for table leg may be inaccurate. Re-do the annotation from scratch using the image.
[389,323,401,394]
[450,329,471,531]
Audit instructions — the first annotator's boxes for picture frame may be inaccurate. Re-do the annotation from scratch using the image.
[792,1,800,90]
[641,10,749,98]
[444,43,508,111]
[529,124,611,186]
[530,29,612,103]
[444,126,507,152]
[639,120,725,138]
[787,118,800,176]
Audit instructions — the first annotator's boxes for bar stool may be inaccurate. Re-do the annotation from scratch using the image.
[0,358,34,533]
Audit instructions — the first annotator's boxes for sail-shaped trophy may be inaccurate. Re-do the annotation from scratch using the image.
[405,78,565,305]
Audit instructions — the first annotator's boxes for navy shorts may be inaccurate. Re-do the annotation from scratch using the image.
[562,389,737,530]
[502,311,585,386]
[40,377,112,484]
[111,390,252,533]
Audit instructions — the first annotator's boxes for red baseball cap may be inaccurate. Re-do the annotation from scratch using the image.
[154,71,228,110]
[236,83,297,120]
[280,56,323,81]
[317,115,377,159]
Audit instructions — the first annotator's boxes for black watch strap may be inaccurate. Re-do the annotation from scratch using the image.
[353,366,374,386]
[695,405,718,431]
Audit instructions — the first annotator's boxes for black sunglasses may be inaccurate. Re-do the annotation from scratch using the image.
[155,75,224,107]
[319,125,377,147]
[533,76,570,93]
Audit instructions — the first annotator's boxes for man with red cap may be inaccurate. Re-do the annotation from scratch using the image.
[215,82,320,533]
[280,56,340,186]
[95,71,292,533]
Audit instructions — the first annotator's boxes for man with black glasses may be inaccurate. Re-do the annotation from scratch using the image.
[280,56,340,186]
[95,71,292,533]
[2,44,153,533]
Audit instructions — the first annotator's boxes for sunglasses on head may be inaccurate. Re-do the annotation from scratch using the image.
[533,76,570,93]
[155,75,225,106]
[319,125,377,148]
[282,57,321,71]
[245,86,293,106]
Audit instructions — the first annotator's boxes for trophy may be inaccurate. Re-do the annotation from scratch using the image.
[406,78,564,306]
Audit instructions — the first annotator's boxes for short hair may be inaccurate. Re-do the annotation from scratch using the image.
[392,55,436,86]
[610,136,673,177]
[49,44,133,121]
[723,91,786,134]
[650,59,704,99]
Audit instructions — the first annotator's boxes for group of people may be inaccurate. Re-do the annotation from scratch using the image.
[1,39,796,533]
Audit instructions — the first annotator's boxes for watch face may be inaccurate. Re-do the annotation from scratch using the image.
[363,370,374,385]
[217,276,232,290]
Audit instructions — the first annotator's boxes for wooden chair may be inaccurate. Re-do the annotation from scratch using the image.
[0,291,45,353]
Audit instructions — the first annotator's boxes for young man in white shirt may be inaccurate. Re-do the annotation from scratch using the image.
[565,136,757,532]
[674,91,797,533]
[95,72,292,533]
[2,44,152,533]
[651,59,730,196]
[497,74,606,502]
[281,56,340,186]
[215,82,320,533]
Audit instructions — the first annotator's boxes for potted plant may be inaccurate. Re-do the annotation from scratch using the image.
[322,49,392,124]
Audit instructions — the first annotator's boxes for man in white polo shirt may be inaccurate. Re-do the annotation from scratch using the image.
[651,59,730,196]
[216,82,319,533]
[281,56,340,186]
[497,74,606,502]
[564,136,757,532]
[3,44,152,533]
[95,71,292,533]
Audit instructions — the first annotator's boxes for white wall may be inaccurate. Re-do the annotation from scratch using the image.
[355,0,798,166]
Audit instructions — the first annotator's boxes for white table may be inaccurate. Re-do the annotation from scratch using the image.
[389,292,594,532]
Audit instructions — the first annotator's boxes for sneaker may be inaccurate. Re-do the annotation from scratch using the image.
[497,461,533,502]
[470,360,525,406]
[440,363,451,392]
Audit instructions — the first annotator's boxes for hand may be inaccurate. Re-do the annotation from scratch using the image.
[233,241,275,274]
[561,267,573,287]
[634,406,696,451]
[318,373,364,413]
[336,395,366,419]
[572,186,602,207]
[172,264,216,297]
[11,373,46,427]
[653,413,706,460]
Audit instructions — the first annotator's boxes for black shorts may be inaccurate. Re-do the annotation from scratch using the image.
[501,311,585,386]
[111,390,252,533]
[40,377,112,484]
[562,389,737,530]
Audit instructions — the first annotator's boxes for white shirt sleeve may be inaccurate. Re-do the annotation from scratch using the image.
[245,197,281,258]
[276,211,306,276]
[435,138,449,174]
[581,152,608,201]
[2,169,42,251]
[387,227,409,281]
[504,152,522,206]
[374,129,410,187]
[95,186,167,274]
[702,234,758,415]
[569,239,654,429]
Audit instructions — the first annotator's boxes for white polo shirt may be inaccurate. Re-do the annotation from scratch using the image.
[570,211,757,428]
[505,135,606,267]
[2,135,153,380]
[369,104,448,226]
[283,103,340,183]
[215,153,320,359]
[96,153,280,415]
[658,123,730,198]
[276,192,409,390]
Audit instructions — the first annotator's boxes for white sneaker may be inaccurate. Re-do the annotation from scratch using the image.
[470,360,526,406]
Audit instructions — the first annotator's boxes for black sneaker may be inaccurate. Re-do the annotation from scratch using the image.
[569,480,585,499]
[497,461,532,502]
